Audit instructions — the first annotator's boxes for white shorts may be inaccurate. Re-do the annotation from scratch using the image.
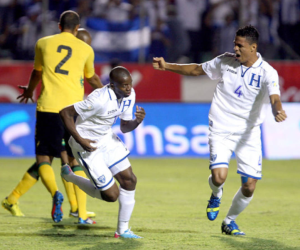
[70,132,131,191]
[208,127,262,179]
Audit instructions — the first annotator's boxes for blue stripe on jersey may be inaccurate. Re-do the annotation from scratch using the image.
[240,61,263,77]
[237,170,262,180]
[107,87,112,100]
[77,152,99,187]
[209,162,229,169]
[109,152,130,169]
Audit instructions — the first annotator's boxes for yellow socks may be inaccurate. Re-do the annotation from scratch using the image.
[38,162,58,197]
[7,172,37,205]
[73,167,88,220]
[61,178,78,213]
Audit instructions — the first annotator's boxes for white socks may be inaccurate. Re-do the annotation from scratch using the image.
[208,174,224,198]
[62,170,102,200]
[224,187,253,224]
[117,187,136,234]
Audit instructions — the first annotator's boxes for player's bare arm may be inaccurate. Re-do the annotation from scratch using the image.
[86,73,103,89]
[17,69,42,103]
[59,105,97,152]
[270,94,287,122]
[152,57,206,76]
[120,105,146,133]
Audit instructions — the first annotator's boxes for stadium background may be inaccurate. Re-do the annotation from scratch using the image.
[0,0,299,160]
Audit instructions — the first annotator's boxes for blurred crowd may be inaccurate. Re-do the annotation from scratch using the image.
[0,0,300,62]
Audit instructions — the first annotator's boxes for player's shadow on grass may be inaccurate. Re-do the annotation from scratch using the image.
[52,223,114,231]
[212,235,299,250]
[81,239,143,250]
[39,225,143,250]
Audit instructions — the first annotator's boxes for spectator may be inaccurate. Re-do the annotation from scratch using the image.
[165,4,189,62]
[143,0,167,29]
[175,0,207,63]
[218,13,238,54]
[206,0,239,57]
[256,0,280,59]
[148,18,170,60]
[0,0,25,59]
[17,3,42,60]
[278,0,300,58]
[93,0,134,22]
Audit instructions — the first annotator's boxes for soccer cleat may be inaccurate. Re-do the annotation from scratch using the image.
[221,221,245,236]
[78,217,96,224]
[69,210,96,218]
[52,191,64,223]
[61,164,73,180]
[114,228,142,239]
[2,198,25,217]
[206,193,222,221]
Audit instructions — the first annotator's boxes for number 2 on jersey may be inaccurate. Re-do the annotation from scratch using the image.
[234,85,243,97]
[55,45,72,75]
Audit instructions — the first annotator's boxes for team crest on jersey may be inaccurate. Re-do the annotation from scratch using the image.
[249,73,262,88]
[272,81,278,87]
[84,104,93,110]
[80,76,84,87]
[98,175,106,184]
[210,154,217,162]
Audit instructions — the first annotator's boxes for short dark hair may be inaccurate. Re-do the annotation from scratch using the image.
[59,10,80,31]
[109,66,130,85]
[236,25,259,45]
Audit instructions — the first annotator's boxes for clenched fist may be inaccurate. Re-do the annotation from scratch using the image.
[153,57,166,71]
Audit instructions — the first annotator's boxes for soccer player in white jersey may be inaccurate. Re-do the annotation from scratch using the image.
[59,66,146,238]
[152,25,287,236]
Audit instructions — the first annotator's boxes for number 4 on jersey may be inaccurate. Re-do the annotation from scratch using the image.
[234,85,243,97]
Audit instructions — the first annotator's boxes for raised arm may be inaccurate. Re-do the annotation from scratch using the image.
[59,105,97,152]
[120,105,146,133]
[86,73,103,89]
[17,69,42,103]
[270,94,287,122]
[152,57,206,76]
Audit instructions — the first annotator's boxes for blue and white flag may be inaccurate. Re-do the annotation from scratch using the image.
[86,17,150,62]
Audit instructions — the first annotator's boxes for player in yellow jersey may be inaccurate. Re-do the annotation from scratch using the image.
[2,11,102,224]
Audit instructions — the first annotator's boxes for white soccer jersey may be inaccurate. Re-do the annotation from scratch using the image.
[202,52,280,133]
[72,85,135,141]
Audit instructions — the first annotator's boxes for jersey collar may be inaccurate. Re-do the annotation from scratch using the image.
[251,52,263,68]
[107,85,117,101]
[60,32,75,38]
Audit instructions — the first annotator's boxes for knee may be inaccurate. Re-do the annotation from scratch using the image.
[120,173,137,190]
[212,172,226,186]
[105,195,118,202]
[242,182,256,197]
[131,173,137,186]
[101,184,120,202]
[101,188,119,202]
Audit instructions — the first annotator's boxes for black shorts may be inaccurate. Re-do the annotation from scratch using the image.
[35,111,66,158]
[64,129,73,158]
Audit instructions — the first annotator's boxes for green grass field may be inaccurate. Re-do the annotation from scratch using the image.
[0,158,299,250]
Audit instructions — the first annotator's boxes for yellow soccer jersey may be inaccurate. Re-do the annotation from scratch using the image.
[34,32,95,113]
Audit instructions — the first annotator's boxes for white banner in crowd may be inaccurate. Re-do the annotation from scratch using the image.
[262,103,300,159]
